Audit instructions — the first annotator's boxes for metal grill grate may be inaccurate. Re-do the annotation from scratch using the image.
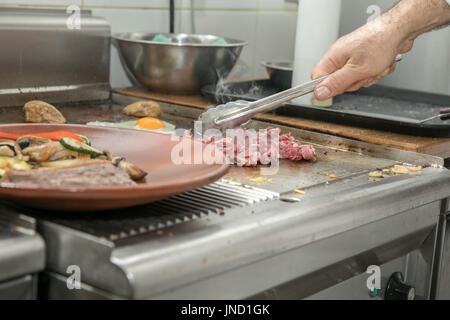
[21,180,279,241]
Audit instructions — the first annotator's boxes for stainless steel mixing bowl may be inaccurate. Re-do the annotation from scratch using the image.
[113,32,247,95]
[261,60,293,90]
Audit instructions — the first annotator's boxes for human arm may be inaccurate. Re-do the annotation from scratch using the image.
[312,0,450,101]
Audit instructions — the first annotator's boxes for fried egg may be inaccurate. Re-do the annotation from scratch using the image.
[135,117,165,130]
[87,118,176,135]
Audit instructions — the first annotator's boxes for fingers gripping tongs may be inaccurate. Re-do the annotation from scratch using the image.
[198,55,403,133]
[199,75,329,132]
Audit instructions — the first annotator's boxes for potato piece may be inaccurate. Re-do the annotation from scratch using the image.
[392,165,409,175]
[407,166,422,173]
[24,100,66,123]
[369,170,383,178]
[248,177,266,184]
[9,159,31,171]
[0,156,30,171]
[123,100,162,117]
[0,157,9,169]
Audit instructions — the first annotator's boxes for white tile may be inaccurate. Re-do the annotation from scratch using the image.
[258,0,297,11]
[0,0,82,7]
[253,11,297,77]
[378,27,450,95]
[339,0,397,35]
[91,7,172,33]
[180,10,258,78]
[110,46,132,88]
[179,9,257,37]
[91,8,178,88]
[180,0,258,10]
[339,0,450,95]
[84,0,181,9]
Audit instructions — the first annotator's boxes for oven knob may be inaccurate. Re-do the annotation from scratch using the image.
[385,272,415,300]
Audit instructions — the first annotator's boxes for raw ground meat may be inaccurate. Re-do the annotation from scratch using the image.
[279,131,316,161]
[184,127,316,166]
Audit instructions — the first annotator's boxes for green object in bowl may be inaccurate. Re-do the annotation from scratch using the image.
[152,34,171,43]
[212,38,227,45]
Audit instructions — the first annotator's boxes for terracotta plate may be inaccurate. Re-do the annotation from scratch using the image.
[0,124,229,211]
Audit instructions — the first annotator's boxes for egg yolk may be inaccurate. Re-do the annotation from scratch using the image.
[136,117,165,130]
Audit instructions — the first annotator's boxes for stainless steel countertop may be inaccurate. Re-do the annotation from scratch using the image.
[1,94,448,299]
[0,213,45,282]
[6,95,443,299]
[116,167,449,298]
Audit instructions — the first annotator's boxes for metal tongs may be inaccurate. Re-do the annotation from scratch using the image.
[199,75,328,132]
[199,55,403,132]
[419,108,450,124]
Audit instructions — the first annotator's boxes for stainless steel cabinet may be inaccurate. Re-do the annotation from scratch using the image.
[0,209,45,300]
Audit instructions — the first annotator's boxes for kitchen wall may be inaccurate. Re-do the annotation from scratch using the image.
[86,0,299,88]
[340,0,450,95]
[0,0,298,88]
[1,0,449,95]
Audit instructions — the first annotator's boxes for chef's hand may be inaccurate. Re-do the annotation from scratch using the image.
[311,24,412,100]
[312,0,450,101]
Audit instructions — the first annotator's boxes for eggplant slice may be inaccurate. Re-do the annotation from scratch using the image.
[0,140,16,157]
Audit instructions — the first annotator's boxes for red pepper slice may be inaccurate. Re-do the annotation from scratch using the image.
[0,131,83,142]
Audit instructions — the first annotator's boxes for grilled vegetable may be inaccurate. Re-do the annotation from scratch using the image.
[112,156,147,181]
[76,134,91,146]
[0,140,16,157]
[40,159,104,168]
[48,142,91,161]
[0,156,31,171]
[0,131,83,142]
[48,142,78,161]
[77,152,91,160]
[16,136,56,162]
[103,150,113,160]
[60,138,103,158]
[0,130,148,185]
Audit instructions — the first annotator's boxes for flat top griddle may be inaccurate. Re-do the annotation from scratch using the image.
[201,80,450,137]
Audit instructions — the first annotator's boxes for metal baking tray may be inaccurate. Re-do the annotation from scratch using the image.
[201,80,450,137]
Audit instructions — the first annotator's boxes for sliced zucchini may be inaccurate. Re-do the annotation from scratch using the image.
[76,134,91,146]
[60,138,103,158]
[0,168,5,179]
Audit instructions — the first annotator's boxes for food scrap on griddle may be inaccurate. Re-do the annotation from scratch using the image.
[24,100,67,124]
[123,100,162,118]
